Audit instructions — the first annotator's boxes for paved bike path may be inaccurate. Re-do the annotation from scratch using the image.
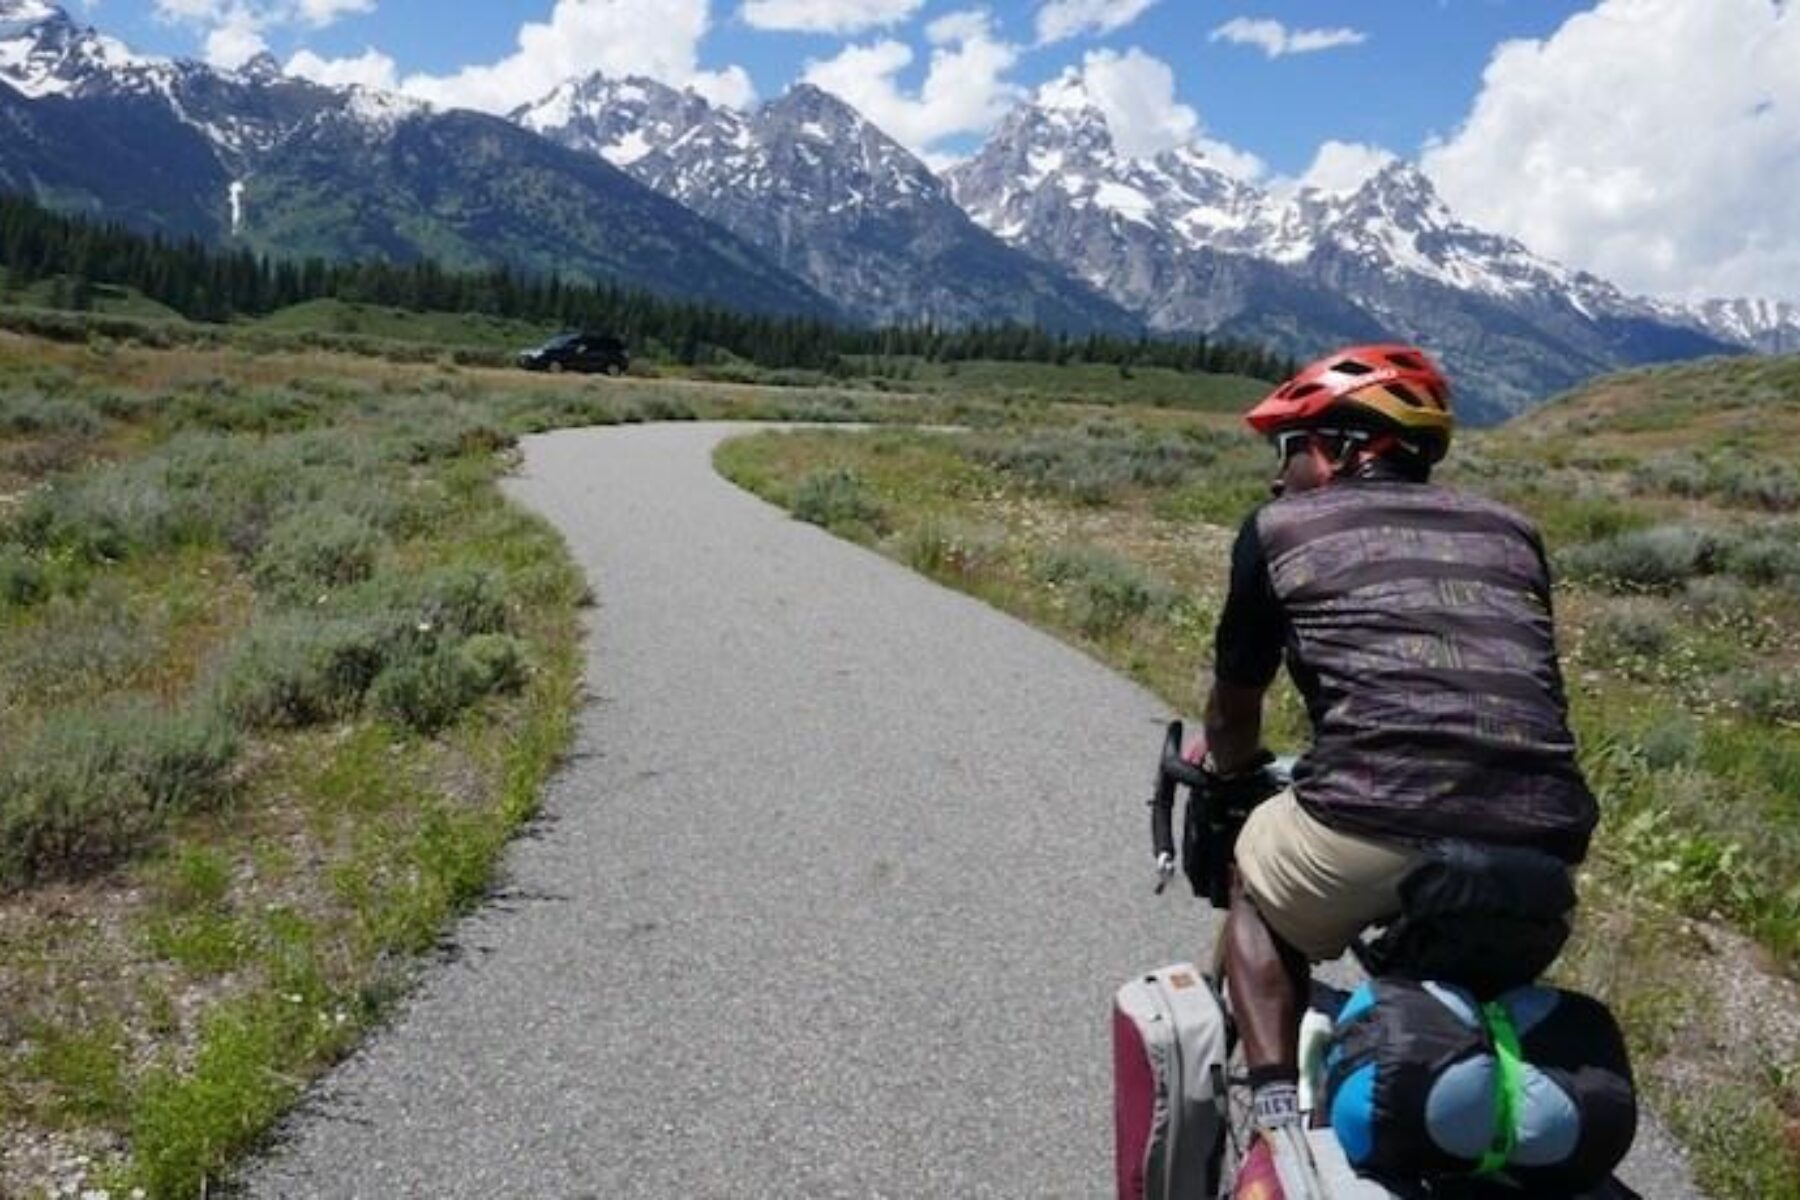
[243,422,1698,1198]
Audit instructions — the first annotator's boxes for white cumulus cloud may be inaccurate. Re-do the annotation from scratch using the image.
[294,0,373,26]
[738,0,924,35]
[286,45,397,89]
[1423,0,1800,303]
[153,0,373,68]
[1034,0,1158,46]
[1067,48,1264,177]
[1209,17,1366,58]
[1293,140,1396,194]
[800,8,1022,157]
[399,0,754,114]
[203,6,265,67]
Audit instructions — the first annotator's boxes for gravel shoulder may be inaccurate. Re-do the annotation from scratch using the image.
[238,422,1701,1198]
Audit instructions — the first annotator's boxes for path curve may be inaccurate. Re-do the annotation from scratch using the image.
[242,422,1699,1199]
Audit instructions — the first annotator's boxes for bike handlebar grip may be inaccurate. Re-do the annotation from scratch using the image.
[1148,720,1182,861]
[1150,788,1174,860]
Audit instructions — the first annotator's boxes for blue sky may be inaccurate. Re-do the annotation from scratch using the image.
[72,2,1800,304]
[101,1,1594,176]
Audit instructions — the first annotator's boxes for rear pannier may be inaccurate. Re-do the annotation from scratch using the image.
[1324,979,1636,1193]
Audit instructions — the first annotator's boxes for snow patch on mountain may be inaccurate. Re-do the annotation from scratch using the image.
[346,86,425,132]
[0,0,143,98]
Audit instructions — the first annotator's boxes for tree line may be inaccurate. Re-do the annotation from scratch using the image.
[0,195,1292,380]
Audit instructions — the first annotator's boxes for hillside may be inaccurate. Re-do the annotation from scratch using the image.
[716,350,1800,1197]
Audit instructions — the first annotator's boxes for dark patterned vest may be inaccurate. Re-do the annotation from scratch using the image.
[1256,481,1596,861]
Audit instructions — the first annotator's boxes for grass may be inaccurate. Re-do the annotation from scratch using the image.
[4,317,1792,1194]
[714,353,1800,1194]
[1,325,1085,1198]
[252,298,558,351]
[0,336,622,1197]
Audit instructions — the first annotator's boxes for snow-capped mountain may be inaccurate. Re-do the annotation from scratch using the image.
[1,0,1794,415]
[1660,297,1800,355]
[0,1,834,316]
[948,70,1762,420]
[0,0,137,97]
[514,74,1139,332]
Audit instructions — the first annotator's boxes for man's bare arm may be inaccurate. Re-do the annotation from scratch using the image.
[1203,678,1267,774]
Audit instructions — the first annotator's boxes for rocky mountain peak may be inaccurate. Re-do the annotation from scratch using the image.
[1344,160,1452,231]
[513,71,714,168]
[0,0,141,97]
[237,50,283,84]
[766,82,861,131]
[752,82,943,208]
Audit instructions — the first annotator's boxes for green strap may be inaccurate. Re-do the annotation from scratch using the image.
[1476,1001,1524,1177]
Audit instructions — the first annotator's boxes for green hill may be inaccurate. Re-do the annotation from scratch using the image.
[255,300,558,353]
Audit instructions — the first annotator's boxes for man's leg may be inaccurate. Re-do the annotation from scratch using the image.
[1223,874,1309,1074]
[1223,790,1421,1129]
[1223,873,1310,1131]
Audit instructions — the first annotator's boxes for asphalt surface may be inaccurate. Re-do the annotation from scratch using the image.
[241,422,1701,1199]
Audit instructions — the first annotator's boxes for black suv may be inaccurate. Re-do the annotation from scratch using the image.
[517,331,630,375]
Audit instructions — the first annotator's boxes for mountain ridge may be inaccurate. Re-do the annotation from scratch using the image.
[0,0,838,317]
[514,72,1142,333]
[1,0,1796,416]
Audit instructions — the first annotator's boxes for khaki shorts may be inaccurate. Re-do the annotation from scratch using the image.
[1234,789,1424,963]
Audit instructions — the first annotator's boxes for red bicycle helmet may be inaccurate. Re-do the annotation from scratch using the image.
[1247,344,1454,462]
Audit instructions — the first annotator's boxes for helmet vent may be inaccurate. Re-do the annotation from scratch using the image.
[1288,382,1327,399]
[1386,352,1427,371]
[1332,359,1375,376]
[1385,383,1427,409]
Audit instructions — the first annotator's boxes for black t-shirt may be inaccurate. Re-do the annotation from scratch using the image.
[1214,509,1284,690]
[1207,483,1596,861]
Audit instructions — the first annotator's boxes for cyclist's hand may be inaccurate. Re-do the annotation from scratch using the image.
[1153,850,1177,894]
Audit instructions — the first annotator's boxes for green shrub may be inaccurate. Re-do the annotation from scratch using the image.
[1638,713,1701,771]
[1037,544,1168,637]
[457,633,528,695]
[1682,576,1756,622]
[1,584,155,700]
[629,395,698,422]
[0,545,47,608]
[969,424,1217,504]
[252,508,384,599]
[215,614,406,729]
[411,567,510,638]
[1559,524,1725,591]
[165,383,321,434]
[1714,459,1800,512]
[0,701,238,886]
[368,646,485,734]
[793,468,886,534]
[389,408,512,464]
[16,460,208,562]
[901,519,1002,579]
[1585,600,1676,664]
[1628,450,1800,512]
[1733,671,1800,724]
[1629,451,1712,499]
[0,391,103,437]
[1721,532,1800,587]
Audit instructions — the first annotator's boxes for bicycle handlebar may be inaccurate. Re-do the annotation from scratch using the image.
[1146,718,1289,904]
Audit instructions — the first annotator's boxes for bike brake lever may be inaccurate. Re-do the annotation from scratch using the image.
[1153,851,1177,895]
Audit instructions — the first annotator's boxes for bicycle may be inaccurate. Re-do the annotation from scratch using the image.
[1137,720,1639,1200]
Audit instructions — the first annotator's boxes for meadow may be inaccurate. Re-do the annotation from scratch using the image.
[0,323,1039,1199]
[717,352,1800,1197]
[2,308,1793,1195]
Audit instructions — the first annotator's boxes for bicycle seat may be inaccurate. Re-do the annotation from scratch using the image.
[1358,841,1574,997]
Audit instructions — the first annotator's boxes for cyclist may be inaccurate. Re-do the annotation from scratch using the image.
[1198,344,1598,1139]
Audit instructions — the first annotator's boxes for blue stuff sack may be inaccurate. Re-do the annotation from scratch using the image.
[1324,978,1636,1193]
